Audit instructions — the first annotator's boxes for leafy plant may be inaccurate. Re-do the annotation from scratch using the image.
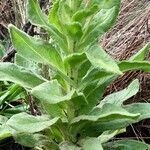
[0,0,150,149]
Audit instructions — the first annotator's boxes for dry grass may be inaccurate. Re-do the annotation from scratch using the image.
[103,0,150,103]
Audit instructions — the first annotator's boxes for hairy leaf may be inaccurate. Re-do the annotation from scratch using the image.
[0,125,14,140]
[14,133,50,148]
[59,141,81,150]
[79,1,121,49]
[64,53,87,69]
[82,138,103,150]
[99,79,139,107]
[31,80,87,117]
[0,63,45,89]
[130,43,150,61]
[86,45,122,74]
[6,113,59,133]
[9,25,65,73]
[27,0,67,51]
[71,103,139,136]
[99,129,125,144]
[118,61,150,72]
[104,140,149,150]
[72,5,99,23]
[124,103,150,121]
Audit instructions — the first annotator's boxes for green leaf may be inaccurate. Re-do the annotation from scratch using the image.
[79,2,120,49]
[15,133,39,148]
[27,0,48,27]
[80,103,150,135]
[65,22,83,40]
[124,103,150,121]
[80,74,115,114]
[83,138,103,150]
[27,0,67,51]
[90,0,121,9]
[104,140,149,150]
[64,53,87,69]
[1,104,28,118]
[0,84,23,105]
[86,45,122,74]
[77,60,91,79]
[15,54,40,74]
[98,129,126,144]
[82,138,103,150]
[0,63,45,89]
[0,43,5,57]
[31,80,87,117]
[57,1,72,25]
[72,5,99,23]
[99,79,139,107]
[130,43,150,61]
[9,24,65,73]
[59,141,81,150]
[6,112,59,133]
[31,80,74,104]
[79,68,113,90]
[73,104,139,123]
[118,61,150,72]
[0,115,8,125]
[40,101,66,118]
[0,124,15,140]
[14,133,50,148]
[48,0,62,31]
[70,103,139,137]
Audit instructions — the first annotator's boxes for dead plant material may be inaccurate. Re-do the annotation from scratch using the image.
[103,0,150,103]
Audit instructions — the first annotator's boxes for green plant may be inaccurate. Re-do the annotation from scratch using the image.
[0,0,150,149]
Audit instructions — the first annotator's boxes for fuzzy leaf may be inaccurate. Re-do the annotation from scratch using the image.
[59,141,81,150]
[0,125,14,140]
[9,25,65,73]
[48,0,62,31]
[79,68,113,90]
[130,43,150,61]
[118,61,150,72]
[31,80,87,117]
[71,103,139,136]
[124,103,150,121]
[14,133,50,148]
[86,45,122,74]
[91,0,121,9]
[104,140,149,150]
[80,103,150,136]
[6,112,59,133]
[64,53,87,69]
[80,74,115,114]
[27,0,48,26]
[14,54,40,74]
[82,138,103,150]
[31,80,74,104]
[100,79,139,107]
[99,129,125,144]
[79,1,121,49]
[27,0,67,51]
[72,5,99,23]
[65,22,83,40]
[0,63,45,89]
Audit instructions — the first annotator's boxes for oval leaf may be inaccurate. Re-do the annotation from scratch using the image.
[6,112,59,133]
[86,44,122,74]
[0,63,45,89]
